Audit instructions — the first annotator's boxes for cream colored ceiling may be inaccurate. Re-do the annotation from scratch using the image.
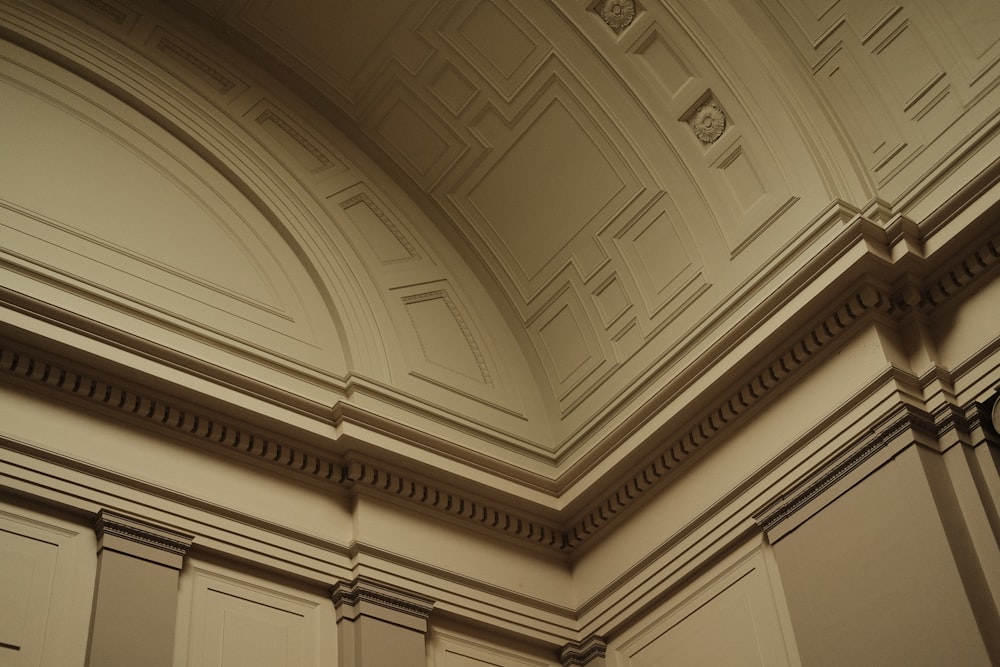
[175,0,850,440]
[5,0,1000,493]
[182,0,1000,422]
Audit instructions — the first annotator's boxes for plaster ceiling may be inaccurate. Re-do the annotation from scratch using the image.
[13,0,995,496]
[171,0,850,456]
[3,0,998,539]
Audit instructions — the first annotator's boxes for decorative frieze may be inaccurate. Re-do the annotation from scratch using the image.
[919,236,1000,309]
[340,192,419,262]
[0,342,341,484]
[4,230,999,553]
[566,285,889,547]
[155,34,236,93]
[82,0,128,25]
[255,108,334,169]
[342,460,566,550]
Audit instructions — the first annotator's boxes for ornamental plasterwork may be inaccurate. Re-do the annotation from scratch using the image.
[595,0,637,33]
[689,101,726,144]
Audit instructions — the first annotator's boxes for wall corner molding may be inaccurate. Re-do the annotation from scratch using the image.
[565,284,890,547]
[560,635,608,666]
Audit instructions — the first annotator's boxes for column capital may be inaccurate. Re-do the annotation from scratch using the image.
[94,509,193,569]
[331,576,434,633]
[560,636,608,667]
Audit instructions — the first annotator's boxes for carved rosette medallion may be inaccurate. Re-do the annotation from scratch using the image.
[598,0,636,32]
[690,102,726,143]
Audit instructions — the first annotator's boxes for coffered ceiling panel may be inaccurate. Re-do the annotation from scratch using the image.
[467,98,623,282]
[236,0,431,107]
[370,90,463,184]
[437,0,547,101]
[615,209,705,320]
[171,0,853,449]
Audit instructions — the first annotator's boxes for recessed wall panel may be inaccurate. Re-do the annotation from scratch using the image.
[180,567,329,667]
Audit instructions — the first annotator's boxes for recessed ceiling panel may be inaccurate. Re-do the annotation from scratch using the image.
[467,99,624,281]
[441,0,547,100]
[238,0,424,102]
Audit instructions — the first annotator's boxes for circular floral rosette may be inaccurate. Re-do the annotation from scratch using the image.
[691,102,726,143]
[600,0,636,31]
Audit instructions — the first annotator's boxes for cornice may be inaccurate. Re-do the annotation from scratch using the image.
[0,336,568,551]
[343,460,568,551]
[94,508,193,570]
[559,635,608,666]
[0,341,342,484]
[564,285,889,547]
[890,235,1000,313]
[3,233,999,553]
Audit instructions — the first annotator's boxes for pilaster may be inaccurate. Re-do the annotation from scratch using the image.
[86,510,193,667]
[331,576,434,667]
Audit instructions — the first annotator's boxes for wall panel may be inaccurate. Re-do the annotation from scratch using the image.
[0,501,96,667]
[175,562,335,667]
[611,547,795,667]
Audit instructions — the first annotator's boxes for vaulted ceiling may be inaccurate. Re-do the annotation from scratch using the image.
[170,0,858,456]
[4,0,999,527]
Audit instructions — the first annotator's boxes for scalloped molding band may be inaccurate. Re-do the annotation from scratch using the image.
[3,235,999,553]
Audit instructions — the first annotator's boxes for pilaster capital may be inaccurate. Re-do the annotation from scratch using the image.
[331,576,434,633]
[560,636,608,667]
[94,509,193,569]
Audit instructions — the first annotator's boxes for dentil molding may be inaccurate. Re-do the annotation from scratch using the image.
[3,232,1000,552]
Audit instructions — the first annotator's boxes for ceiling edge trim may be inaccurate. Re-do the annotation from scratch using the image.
[563,229,1000,546]
[563,282,889,548]
[1,231,997,553]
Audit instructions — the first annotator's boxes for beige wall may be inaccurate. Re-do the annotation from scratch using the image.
[775,446,995,665]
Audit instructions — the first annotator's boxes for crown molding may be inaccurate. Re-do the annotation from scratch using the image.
[564,284,889,547]
[0,340,343,484]
[891,235,1000,312]
[343,460,567,551]
[752,404,937,539]
[3,233,999,553]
